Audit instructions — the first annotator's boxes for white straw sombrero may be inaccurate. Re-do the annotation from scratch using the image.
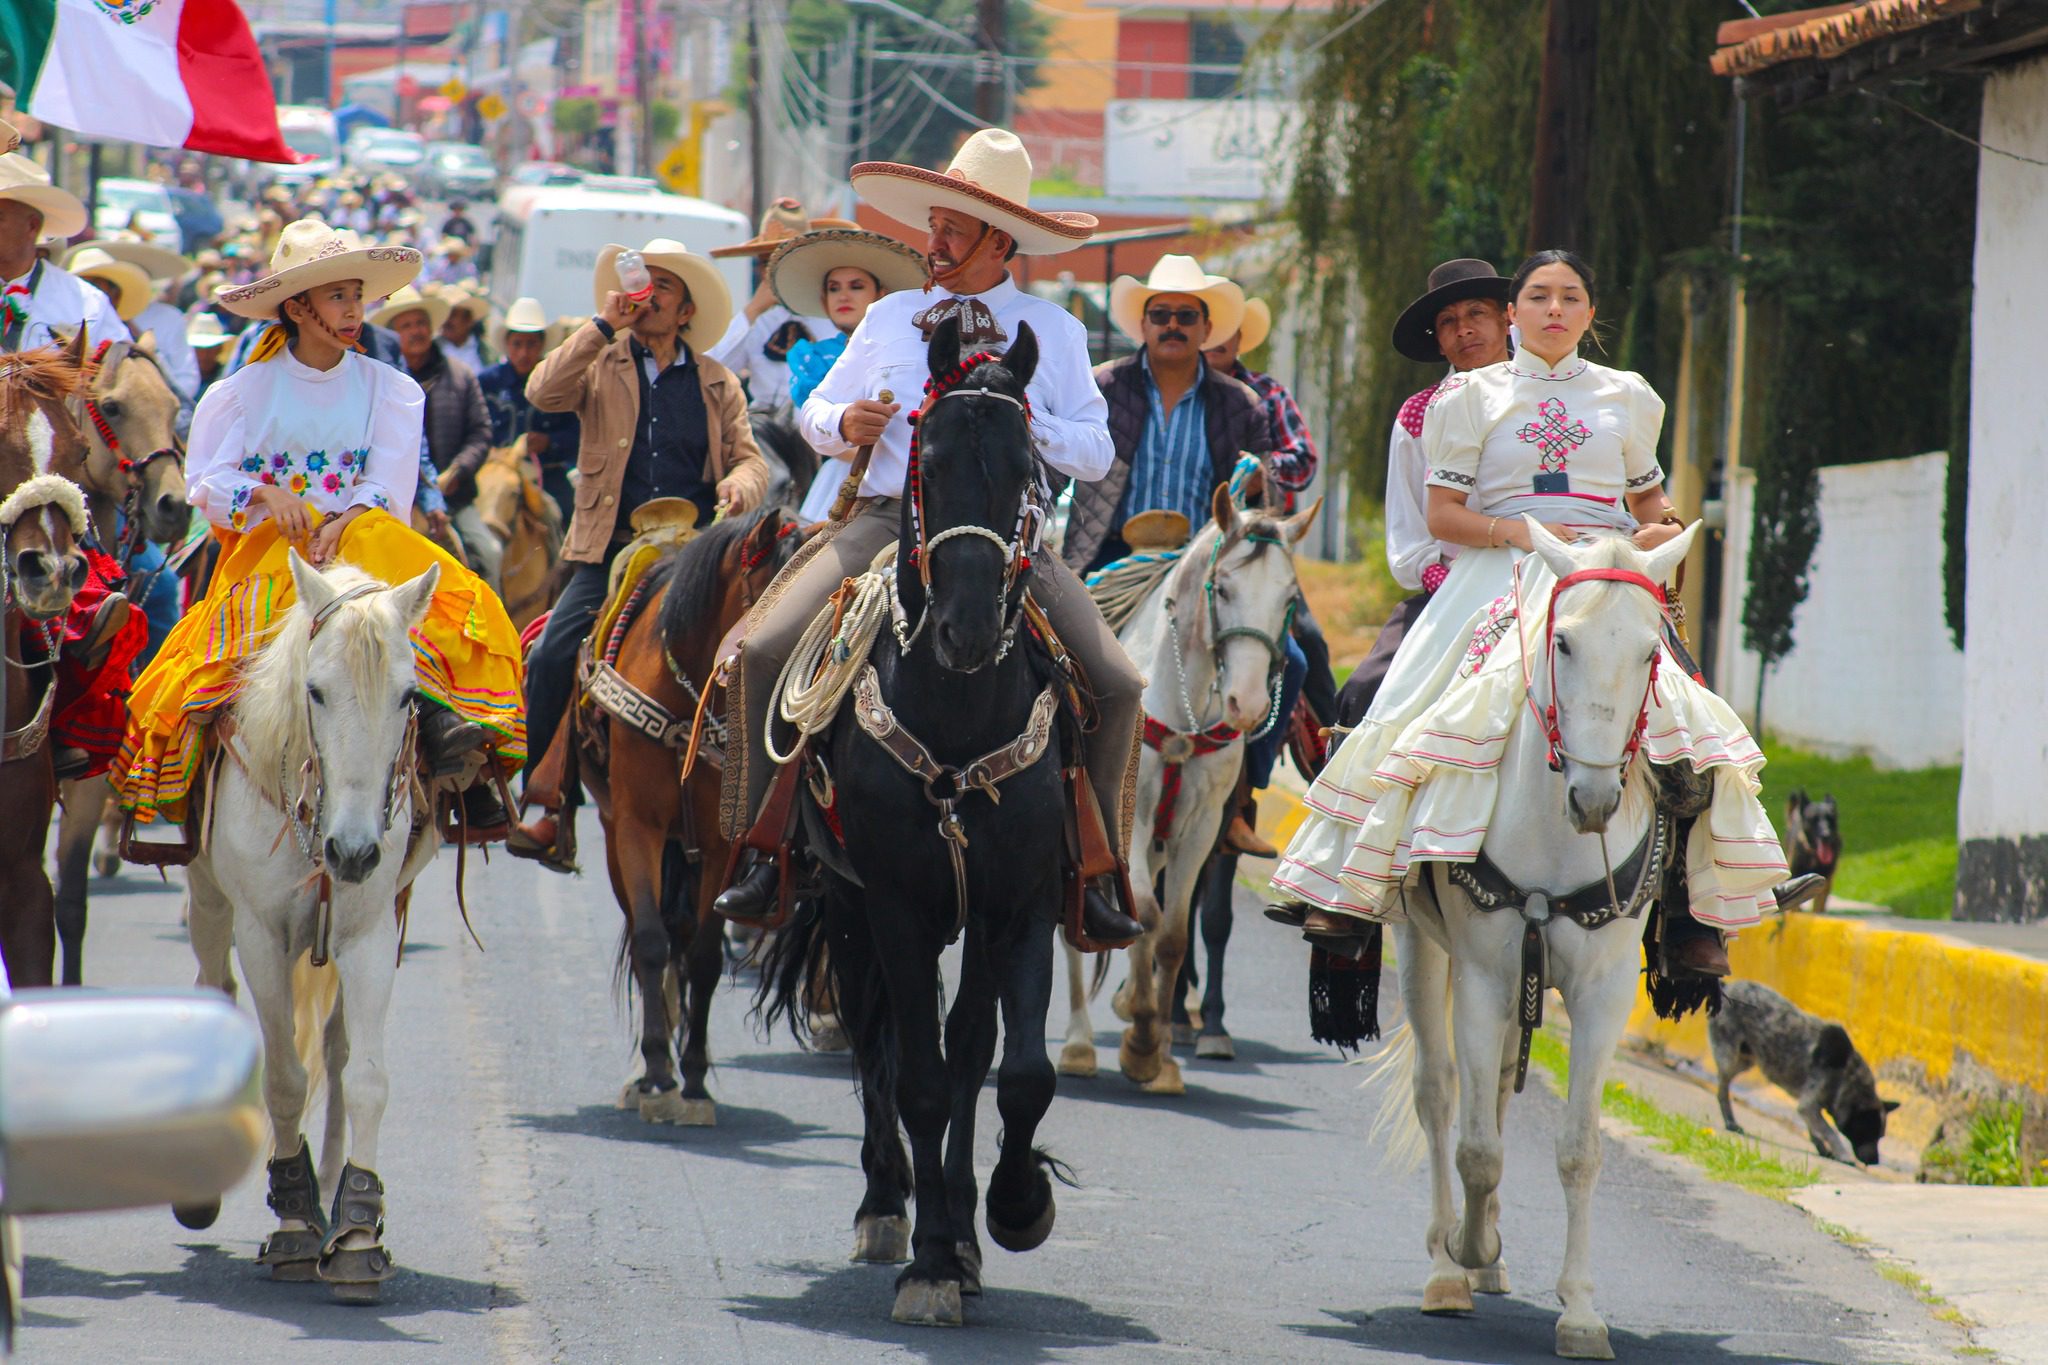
[766,228,928,314]
[850,129,1096,256]
[66,247,155,321]
[1211,296,1272,353]
[1108,255,1245,345]
[0,151,87,242]
[216,220,422,321]
[591,239,733,350]
[368,284,451,331]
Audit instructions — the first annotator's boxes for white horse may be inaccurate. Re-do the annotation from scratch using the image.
[1058,486,1319,1093]
[180,553,444,1304]
[1374,519,1699,1360]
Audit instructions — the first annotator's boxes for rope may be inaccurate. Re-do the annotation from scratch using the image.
[766,568,894,766]
[1085,550,1180,634]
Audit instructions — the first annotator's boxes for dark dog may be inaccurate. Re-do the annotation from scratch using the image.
[1709,979,1899,1166]
[1783,789,1841,911]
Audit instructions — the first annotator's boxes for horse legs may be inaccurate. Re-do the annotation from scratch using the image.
[613,813,685,1122]
[1395,922,1472,1314]
[1055,938,1097,1077]
[940,935,1001,1296]
[1549,936,1638,1361]
[233,911,322,1274]
[52,777,107,986]
[834,901,911,1265]
[1123,847,1200,1095]
[985,911,1061,1259]
[675,847,724,1127]
[1194,851,1238,1059]
[186,859,238,1002]
[319,905,400,1303]
[1448,953,1511,1279]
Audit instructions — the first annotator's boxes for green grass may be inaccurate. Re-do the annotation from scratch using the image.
[1757,739,1960,919]
[1527,1032,1820,1198]
[1921,1101,2048,1187]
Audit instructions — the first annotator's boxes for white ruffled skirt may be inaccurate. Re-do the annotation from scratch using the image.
[1271,545,1785,929]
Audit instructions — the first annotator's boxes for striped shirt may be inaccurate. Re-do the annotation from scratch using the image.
[1115,351,1212,529]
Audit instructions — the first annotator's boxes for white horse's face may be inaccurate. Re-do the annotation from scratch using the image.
[287,554,440,884]
[1525,519,1700,833]
[1205,489,1322,734]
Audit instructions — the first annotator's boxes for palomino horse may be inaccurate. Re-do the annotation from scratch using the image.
[49,330,187,985]
[0,347,94,988]
[473,436,562,631]
[1057,488,1318,1091]
[181,554,443,1303]
[760,319,1070,1328]
[1375,520,1699,1361]
[579,505,798,1125]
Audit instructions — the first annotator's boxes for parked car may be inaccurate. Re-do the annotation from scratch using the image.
[510,161,584,188]
[166,186,224,254]
[347,128,427,177]
[93,178,180,243]
[272,105,340,189]
[420,142,498,200]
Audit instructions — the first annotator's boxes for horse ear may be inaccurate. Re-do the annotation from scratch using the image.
[1640,519,1701,586]
[926,314,962,380]
[1211,480,1239,542]
[390,563,441,630]
[134,330,159,357]
[1523,516,1577,581]
[288,550,333,616]
[1282,494,1323,546]
[743,506,779,560]
[61,325,88,367]
[1005,321,1039,390]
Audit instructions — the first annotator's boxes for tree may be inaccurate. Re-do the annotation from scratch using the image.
[1742,363,1823,733]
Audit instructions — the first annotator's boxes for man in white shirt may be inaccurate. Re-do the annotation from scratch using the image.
[68,238,202,399]
[706,199,844,413]
[0,151,129,352]
[1333,258,1510,725]
[716,130,1145,944]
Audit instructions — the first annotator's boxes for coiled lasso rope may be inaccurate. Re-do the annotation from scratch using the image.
[765,561,896,766]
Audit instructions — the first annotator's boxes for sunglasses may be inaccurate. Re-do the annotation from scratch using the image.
[1145,307,1205,327]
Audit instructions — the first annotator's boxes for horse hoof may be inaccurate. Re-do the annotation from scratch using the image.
[956,1241,984,1296]
[677,1098,717,1127]
[891,1279,963,1327]
[1421,1274,1475,1315]
[1056,1040,1097,1078]
[1170,1021,1197,1048]
[987,1188,1055,1253]
[93,851,120,879]
[1556,1318,1614,1360]
[638,1085,690,1124]
[1142,1060,1185,1096]
[810,1018,851,1053]
[319,1243,395,1303]
[850,1215,911,1264]
[172,1199,221,1230]
[1195,1032,1236,1061]
[258,1228,324,1282]
[1111,981,1134,1023]
[616,1080,641,1110]
[1118,1032,1162,1085]
[1468,1262,1510,1295]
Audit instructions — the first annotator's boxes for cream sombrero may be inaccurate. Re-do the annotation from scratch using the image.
[186,312,233,349]
[368,284,451,331]
[492,295,570,350]
[1108,255,1245,345]
[0,151,87,241]
[1211,296,1271,354]
[217,220,422,321]
[766,228,927,315]
[710,197,862,259]
[436,280,492,323]
[71,234,193,284]
[591,239,732,350]
[850,129,1096,256]
[66,248,155,321]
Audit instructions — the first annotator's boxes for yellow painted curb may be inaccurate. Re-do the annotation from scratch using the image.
[1255,783,2048,1101]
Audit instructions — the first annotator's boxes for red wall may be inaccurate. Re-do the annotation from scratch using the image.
[1114,19,1190,100]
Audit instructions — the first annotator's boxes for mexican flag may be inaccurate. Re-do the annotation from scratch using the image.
[1,0,299,163]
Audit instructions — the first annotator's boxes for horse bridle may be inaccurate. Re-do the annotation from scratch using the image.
[1163,530,1293,738]
[78,339,185,572]
[1515,561,1667,777]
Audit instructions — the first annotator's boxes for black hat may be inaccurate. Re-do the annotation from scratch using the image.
[1390,259,1511,364]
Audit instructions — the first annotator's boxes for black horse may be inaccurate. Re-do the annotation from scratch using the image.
[760,318,1069,1327]
[749,405,821,511]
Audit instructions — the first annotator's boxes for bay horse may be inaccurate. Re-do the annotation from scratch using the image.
[1374,520,1699,1360]
[49,330,187,986]
[1057,488,1318,1091]
[579,505,799,1125]
[473,436,562,631]
[0,346,94,989]
[759,318,1071,1328]
[182,553,444,1303]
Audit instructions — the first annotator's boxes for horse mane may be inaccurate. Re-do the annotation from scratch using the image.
[236,565,411,803]
[1550,532,1670,630]
[0,345,91,411]
[749,408,816,484]
[653,505,774,652]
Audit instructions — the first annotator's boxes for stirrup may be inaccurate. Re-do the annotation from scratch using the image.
[720,745,808,931]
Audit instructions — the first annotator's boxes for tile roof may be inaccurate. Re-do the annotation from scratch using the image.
[1709,0,1984,78]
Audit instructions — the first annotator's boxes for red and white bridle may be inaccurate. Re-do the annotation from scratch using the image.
[1517,564,1666,776]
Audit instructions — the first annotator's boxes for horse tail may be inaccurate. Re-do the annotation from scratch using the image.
[1088,945,1113,1000]
[291,952,341,1115]
[1362,1022,1431,1175]
[752,900,831,1045]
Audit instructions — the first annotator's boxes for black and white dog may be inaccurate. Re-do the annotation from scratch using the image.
[1709,980,1899,1166]
[1784,790,1842,912]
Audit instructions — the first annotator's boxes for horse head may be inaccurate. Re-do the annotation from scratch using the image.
[244,554,438,884]
[905,314,1040,673]
[0,340,93,619]
[1524,517,1700,833]
[729,503,802,611]
[1198,483,1321,733]
[74,333,188,545]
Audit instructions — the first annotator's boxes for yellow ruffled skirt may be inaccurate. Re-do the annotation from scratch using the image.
[115,508,526,822]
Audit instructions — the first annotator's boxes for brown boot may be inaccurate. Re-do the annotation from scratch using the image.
[506,810,575,873]
[1667,930,1730,977]
[1224,813,1279,858]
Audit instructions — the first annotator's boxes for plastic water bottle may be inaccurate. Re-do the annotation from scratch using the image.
[616,249,654,302]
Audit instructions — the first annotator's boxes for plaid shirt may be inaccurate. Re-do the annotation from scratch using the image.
[1233,362,1318,505]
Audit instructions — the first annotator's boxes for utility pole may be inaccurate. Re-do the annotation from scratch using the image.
[394,2,409,126]
[632,0,656,176]
[323,0,337,108]
[1526,0,1596,251]
[747,0,765,221]
[859,19,875,163]
[974,0,1004,125]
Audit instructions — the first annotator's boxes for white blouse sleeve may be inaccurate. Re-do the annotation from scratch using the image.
[1384,420,1437,593]
[1623,371,1668,492]
[1421,375,1483,495]
[186,384,265,531]
[351,366,425,517]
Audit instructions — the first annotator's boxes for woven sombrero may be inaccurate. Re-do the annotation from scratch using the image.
[1120,509,1192,551]
[368,284,450,331]
[217,220,422,321]
[591,239,732,350]
[710,196,862,259]
[766,228,927,315]
[850,129,1096,257]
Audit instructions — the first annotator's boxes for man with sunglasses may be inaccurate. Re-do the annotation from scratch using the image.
[1064,256,1274,574]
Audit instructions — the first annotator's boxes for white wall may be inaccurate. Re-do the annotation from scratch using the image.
[1962,55,2048,847]
[1715,452,1963,770]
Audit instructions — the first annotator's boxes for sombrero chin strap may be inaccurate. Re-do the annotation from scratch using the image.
[926,223,1001,295]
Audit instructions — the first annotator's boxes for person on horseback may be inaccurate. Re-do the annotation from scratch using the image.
[508,240,772,862]
[113,219,524,838]
[0,148,129,351]
[715,128,1147,945]
[478,296,581,518]
[706,199,848,415]
[1269,249,1818,979]
[763,226,929,522]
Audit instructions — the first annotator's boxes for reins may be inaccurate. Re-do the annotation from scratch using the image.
[77,339,186,574]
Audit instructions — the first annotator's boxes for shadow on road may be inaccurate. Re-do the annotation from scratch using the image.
[24,1243,516,1343]
[728,1259,1160,1361]
[512,1102,849,1169]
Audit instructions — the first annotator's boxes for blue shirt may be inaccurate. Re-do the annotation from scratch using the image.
[1115,351,1211,530]
[478,359,581,470]
[785,332,849,410]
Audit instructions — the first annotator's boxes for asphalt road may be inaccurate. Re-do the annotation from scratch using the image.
[19,814,1965,1364]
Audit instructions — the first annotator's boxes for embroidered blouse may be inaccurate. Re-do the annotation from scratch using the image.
[785,331,848,411]
[187,348,426,533]
[1422,351,1665,533]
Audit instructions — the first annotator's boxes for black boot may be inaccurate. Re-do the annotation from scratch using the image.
[420,706,488,776]
[1082,886,1143,945]
[714,857,780,924]
[461,781,508,834]
[1773,873,1828,912]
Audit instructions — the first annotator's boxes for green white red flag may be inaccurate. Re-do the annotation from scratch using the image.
[1,0,301,163]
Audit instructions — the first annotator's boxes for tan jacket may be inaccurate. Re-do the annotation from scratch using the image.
[527,320,771,563]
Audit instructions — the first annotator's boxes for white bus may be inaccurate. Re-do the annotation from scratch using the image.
[488,186,752,324]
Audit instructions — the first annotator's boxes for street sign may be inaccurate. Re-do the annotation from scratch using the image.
[476,93,507,122]
[439,78,467,102]
[656,140,697,196]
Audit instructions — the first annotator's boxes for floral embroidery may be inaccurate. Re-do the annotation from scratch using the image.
[322,472,343,493]
[238,454,263,473]
[238,447,372,501]
[268,453,290,473]
[1429,374,1469,405]
[1431,468,1477,488]
[306,451,329,472]
[338,449,358,469]
[1460,593,1517,678]
[1515,398,1590,473]
[1626,467,1664,489]
[369,491,390,510]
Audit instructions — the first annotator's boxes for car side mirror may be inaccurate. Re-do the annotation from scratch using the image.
[0,990,263,1216]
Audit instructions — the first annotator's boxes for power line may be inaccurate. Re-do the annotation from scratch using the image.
[1860,89,2048,169]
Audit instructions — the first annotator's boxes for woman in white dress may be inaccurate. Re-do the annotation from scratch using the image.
[1270,251,1796,976]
